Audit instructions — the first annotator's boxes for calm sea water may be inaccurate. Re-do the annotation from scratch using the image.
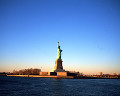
[0,76,120,96]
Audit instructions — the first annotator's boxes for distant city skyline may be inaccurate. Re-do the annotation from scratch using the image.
[0,0,120,74]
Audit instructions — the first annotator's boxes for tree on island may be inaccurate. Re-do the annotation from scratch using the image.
[12,68,41,75]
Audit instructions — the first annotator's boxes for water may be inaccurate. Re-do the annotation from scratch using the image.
[0,76,120,96]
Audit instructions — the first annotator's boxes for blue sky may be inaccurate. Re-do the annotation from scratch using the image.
[0,0,120,74]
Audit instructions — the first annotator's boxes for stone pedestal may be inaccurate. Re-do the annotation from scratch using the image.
[54,59,63,70]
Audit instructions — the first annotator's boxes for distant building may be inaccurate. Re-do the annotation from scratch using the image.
[113,73,117,75]
[98,72,102,75]
[0,72,7,76]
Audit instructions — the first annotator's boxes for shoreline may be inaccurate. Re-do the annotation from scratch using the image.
[6,75,120,79]
[7,75,74,79]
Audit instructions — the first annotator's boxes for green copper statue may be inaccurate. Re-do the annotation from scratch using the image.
[57,42,62,59]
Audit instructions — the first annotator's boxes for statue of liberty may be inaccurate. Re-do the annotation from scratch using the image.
[57,42,62,59]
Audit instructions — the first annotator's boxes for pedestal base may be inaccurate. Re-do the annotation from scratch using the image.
[54,69,65,72]
[54,59,63,70]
